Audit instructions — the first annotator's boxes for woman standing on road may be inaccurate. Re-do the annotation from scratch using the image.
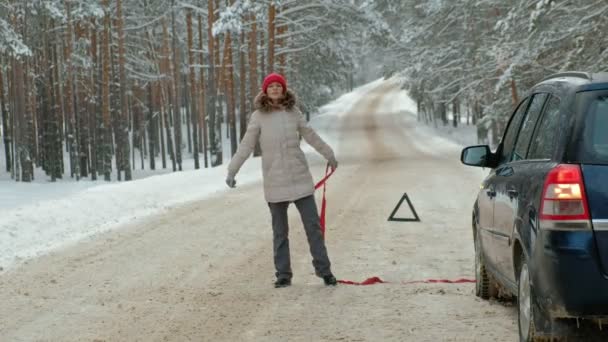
[225,73,338,288]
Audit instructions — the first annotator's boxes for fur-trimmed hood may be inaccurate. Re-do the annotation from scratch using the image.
[254,89,297,113]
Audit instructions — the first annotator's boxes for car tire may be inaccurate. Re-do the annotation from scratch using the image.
[518,257,540,342]
[474,227,497,299]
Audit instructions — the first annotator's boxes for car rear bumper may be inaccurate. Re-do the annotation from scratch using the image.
[533,230,608,317]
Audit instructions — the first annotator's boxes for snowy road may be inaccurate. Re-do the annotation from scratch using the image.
[0,82,518,341]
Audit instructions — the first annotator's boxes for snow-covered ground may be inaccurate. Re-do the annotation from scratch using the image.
[0,77,479,271]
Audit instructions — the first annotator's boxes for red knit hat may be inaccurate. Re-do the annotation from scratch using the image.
[262,73,287,94]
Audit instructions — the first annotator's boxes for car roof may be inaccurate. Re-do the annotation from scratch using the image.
[540,72,608,83]
[537,72,608,92]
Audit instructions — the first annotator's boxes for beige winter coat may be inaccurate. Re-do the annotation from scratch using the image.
[227,90,336,203]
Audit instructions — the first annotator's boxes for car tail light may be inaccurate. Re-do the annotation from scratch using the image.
[539,164,590,222]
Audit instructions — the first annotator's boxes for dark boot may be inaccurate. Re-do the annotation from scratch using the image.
[274,278,291,288]
[323,274,337,286]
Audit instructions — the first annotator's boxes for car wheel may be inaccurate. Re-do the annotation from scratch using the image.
[474,227,497,299]
[518,258,538,341]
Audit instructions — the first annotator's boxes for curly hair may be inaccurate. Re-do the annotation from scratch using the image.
[254,89,297,113]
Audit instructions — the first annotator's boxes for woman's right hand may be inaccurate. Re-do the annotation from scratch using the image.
[328,158,338,171]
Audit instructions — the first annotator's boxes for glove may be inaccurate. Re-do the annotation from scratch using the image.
[226,175,236,188]
[328,157,338,171]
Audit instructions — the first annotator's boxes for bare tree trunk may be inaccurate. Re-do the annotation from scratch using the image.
[466,98,470,125]
[452,98,459,128]
[171,0,182,171]
[76,22,89,178]
[214,1,221,89]
[111,25,122,181]
[14,57,31,181]
[116,0,132,180]
[164,87,175,171]
[127,85,138,169]
[0,57,12,172]
[159,87,167,169]
[220,35,228,138]
[8,54,16,180]
[186,9,200,169]
[184,76,192,153]
[198,14,208,168]
[101,0,112,180]
[30,58,39,169]
[222,31,237,157]
[248,14,261,157]
[148,82,156,170]
[239,31,246,140]
[510,78,519,107]
[207,0,221,166]
[277,5,287,75]
[138,89,145,170]
[51,19,65,179]
[161,20,175,171]
[491,119,499,147]
[267,4,276,73]
[440,102,448,126]
[259,29,265,83]
[40,18,60,181]
[10,56,20,181]
[248,14,258,108]
[197,16,204,155]
[89,17,98,180]
[23,58,34,181]
[52,22,65,177]
[23,7,37,179]
[476,101,483,125]
[64,0,79,179]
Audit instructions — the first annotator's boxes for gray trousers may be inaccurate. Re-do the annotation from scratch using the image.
[268,195,332,280]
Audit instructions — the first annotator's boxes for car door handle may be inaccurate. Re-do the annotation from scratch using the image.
[508,189,519,198]
[486,189,496,198]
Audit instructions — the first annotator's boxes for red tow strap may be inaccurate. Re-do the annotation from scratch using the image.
[338,277,476,286]
[338,277,386,285]
[314,164,334,236]
[402,278,476,284]
[313,165,475,286]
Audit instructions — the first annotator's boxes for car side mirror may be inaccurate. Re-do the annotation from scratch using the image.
[461,145,492,167]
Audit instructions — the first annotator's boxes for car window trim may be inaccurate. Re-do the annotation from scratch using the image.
[502,158,551,167]
[513,92,549,162]
[525,93,559,160]
[498,97,532,165]
[521,158,551,162]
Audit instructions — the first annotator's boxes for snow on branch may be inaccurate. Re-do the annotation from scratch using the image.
[275,39,322,56]
[212,1,244,36]
[0,18,32,57]
[494,63,513,94]
[211,0,272,36]
[42,0,67,22]
[529,0,553,32]
[72,1,104,20]
[178,2,208,15]
[124,15,166,32]
[275,3,330,17]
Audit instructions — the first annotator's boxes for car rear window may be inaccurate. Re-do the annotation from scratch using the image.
[577,90,608,164]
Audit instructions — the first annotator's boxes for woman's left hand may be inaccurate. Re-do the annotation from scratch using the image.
[226,175,237,188]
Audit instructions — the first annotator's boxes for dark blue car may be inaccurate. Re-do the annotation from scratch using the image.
[461,72,608,341]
